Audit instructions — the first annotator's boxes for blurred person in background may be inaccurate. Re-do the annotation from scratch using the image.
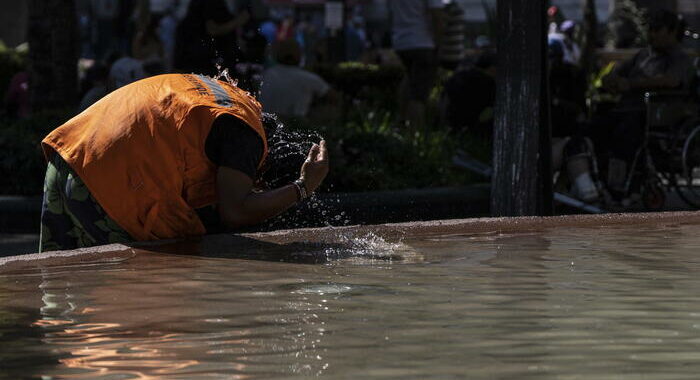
[389,0,445,130]
[109,53,147,89]
[78,63,110,112]
[3,71,30,119]
[91,0,120,59]
[260,39,334,119]
[174,0,249,75]
[132,15,165,74]
[345,15,367,62]
[363,0,390,52]
[548,20,581,66]
[439,0,465,71]
[548,40,598,202]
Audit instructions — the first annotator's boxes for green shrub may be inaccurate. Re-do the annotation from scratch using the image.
[285,109,484,193]
[314,62,404,111]
[0,41,27,105]
[0,109,72,195]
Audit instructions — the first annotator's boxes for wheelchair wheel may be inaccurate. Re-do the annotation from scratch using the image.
[678,124,700,208]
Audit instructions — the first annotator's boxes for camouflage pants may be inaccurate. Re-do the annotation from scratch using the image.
[39,154,133,252]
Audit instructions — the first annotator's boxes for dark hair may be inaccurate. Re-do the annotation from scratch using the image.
[648,9,686,41]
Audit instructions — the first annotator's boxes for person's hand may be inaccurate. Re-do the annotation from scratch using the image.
[300,140,329,194]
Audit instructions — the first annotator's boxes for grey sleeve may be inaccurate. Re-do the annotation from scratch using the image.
[310,73,330,97]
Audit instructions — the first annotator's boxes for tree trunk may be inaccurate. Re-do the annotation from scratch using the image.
[27,0,78,112]
[491,0,552,217]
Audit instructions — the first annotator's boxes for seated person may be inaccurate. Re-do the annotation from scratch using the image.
[549,40,599,202]
[260,39,335,119]
[591,9,695,194]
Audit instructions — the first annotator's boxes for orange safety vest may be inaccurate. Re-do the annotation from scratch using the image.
[42,74,268,241]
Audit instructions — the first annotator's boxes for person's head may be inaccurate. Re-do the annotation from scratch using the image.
[272,38,302,66]
[648,10,685,51]
[547,5,560,23]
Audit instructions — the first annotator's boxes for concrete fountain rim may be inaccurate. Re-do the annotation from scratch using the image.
[2,211,699,271]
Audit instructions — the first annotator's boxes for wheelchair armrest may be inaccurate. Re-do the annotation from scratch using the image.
[644,91,693,103]
[644,90,699,128]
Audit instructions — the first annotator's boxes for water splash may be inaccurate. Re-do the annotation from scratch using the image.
[261,112,324,189]
[318,222,415,263]
[214,63,238,87]
[204,72,358,236]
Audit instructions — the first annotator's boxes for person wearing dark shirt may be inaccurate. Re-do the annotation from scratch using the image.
[196,114,265,232]
[593,9,694,193]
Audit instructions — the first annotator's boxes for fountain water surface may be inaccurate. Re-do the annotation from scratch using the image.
[3,212,700,378]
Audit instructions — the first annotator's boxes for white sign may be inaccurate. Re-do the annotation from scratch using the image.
[325,2,344,30]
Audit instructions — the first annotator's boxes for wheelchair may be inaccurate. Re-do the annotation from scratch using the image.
[619,65,700,210]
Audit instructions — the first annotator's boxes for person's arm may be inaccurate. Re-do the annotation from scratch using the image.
[602,51,638,92]
[622,75,681,91]
[624,53,695,91]
[217,140,329,229]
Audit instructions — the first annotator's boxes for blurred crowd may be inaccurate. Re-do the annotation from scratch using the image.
[4,0,700,206]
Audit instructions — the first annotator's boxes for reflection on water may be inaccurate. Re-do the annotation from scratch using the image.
[3,224,700,378]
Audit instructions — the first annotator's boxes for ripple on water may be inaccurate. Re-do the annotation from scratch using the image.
[4,223,700,378]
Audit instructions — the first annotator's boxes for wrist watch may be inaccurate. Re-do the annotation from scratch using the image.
[293,178,308,201]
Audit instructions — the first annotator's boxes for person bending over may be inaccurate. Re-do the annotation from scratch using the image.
[39,73,329,252]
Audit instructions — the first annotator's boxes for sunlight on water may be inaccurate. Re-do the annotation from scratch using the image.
[320,228,423,264]
[4,224,700,378]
